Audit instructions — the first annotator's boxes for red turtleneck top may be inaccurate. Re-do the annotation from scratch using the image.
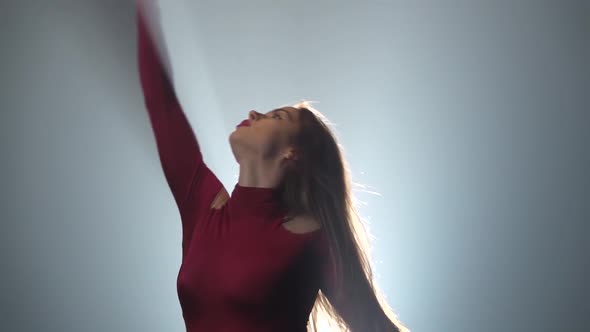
[136,4,339,331]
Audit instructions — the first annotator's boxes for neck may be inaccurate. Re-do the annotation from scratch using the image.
[237,156,284,188]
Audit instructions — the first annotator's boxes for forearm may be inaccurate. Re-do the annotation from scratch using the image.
[137,0,176,106]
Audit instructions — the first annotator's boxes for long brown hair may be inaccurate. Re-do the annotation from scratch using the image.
[278,101,410,332]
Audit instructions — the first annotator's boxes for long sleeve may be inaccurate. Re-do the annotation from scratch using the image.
[137,1,222,257]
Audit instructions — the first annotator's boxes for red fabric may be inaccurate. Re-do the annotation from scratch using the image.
[136,4,333,331]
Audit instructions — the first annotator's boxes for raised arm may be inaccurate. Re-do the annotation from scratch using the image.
[137,0,223,256]
[137,1,199,205]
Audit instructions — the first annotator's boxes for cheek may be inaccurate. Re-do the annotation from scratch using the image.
[230,127,281,155]
[258,129,285,157]
[232,125,293,159]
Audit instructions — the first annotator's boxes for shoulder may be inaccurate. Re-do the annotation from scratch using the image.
[281,214,321,234]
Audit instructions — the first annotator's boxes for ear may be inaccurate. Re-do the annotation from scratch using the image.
[284,147,299,161]
[281,148,299,169]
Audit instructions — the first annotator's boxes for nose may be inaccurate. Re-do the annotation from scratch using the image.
[248,110,261,121]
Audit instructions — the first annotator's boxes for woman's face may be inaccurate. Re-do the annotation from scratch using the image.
[229,106,301,162]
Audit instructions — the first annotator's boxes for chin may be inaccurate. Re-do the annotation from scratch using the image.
[229,130,246,153]
[229,128,241,142]
[228,133,240,162]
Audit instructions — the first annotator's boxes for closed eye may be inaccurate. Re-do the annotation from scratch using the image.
[267,108,292,121]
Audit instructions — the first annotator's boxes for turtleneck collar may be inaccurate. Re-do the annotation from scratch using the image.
[229,184,287,220]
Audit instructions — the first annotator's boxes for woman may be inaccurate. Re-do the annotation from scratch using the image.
[137,1,409,331]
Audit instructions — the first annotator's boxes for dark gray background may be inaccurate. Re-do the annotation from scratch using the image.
[1,0,588,331]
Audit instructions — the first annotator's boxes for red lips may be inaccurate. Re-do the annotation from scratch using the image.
[237,119,251,127]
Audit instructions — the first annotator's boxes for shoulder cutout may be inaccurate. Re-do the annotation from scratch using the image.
[282,215,321,234]
[210,188,229,210]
